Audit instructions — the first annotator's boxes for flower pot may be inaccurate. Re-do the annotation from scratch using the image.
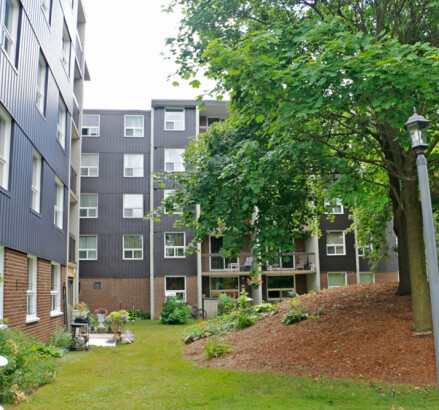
[71,309,81,319]
[249,283,260,289]
[97,313,106,332]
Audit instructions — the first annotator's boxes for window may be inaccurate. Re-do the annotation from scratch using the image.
[123,194,143,218]
[325,198,343,214]
[209,236,236,270]
[27,256,38,321]
[124,115,144,137]
[61,22,71,73]
[80,193,98,218]
[0,107,12,190]
[165,233,185,258]
[2,0,20,63]
[82,114,100,137]
[164,190,181,214]
[54,177,64,229]
[165,108,184,130]
[36,52,47,114]
[81,153,99,177]
[164,149,184,172]
[165,277,186,300]
[79,236,97,260]
[328,272,347,288]
[93,282,102,289]
[207,117,223,127]
[123,235,143,260]
[358,243,372,257]
[210,277,239,299]
[359,272,374,284]
[41,0,52,23]
[57,96,67,149]
[326,231,345,255]
[124,154,143,177]
[31,151,42,213]
[51,264,61,314]
[267,276,295,300]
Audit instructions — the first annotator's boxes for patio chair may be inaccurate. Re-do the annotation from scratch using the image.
[242,257,253,271]
[296,254,308,270]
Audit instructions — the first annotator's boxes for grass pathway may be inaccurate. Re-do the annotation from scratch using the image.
[14,320,439,409]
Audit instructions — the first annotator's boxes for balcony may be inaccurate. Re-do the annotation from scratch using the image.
[201,252,316,274]
[75,34,84,75]
[69,235,76,263]
[70,166,77,196]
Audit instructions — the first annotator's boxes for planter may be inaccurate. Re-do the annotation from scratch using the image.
[249,283,260,289]
[97,313,106,333]
[71,309,81,319]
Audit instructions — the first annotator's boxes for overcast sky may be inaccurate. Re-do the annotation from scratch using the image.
[83,0,215,110]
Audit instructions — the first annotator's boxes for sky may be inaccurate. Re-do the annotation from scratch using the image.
[82,0,215,110]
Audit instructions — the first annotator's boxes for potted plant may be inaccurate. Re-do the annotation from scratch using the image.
[246,268,263,289]
[94,308,108,332]
[72,302,89,319]
[106,310,130,337]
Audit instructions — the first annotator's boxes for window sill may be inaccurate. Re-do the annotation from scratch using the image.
[26,316,41,324]
[30,209,42,219]
[0,186,11,198]
[50,311,63,318]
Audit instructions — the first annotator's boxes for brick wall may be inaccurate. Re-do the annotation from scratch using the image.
[375,271,398,282]
[3,248,65,342]
[320,270,399,289]
[80,278,150,314]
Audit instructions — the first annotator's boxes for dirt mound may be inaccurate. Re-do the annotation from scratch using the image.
[185,283,437,387]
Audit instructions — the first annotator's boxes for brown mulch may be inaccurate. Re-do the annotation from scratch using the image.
[185,283,437,387]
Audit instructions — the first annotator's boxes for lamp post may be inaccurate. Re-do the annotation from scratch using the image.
[405,107,439,389]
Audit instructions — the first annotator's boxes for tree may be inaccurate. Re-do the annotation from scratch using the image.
[164,0,439,331]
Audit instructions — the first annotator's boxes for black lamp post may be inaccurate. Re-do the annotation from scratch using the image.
[405,107,439,389]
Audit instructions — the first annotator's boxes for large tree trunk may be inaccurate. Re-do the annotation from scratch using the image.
[403,179,432,331]
[394,214,411,295]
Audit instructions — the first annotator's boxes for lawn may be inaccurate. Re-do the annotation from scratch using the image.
[14,320,439,409]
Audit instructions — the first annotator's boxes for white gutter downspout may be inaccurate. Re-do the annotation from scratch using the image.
[150,108,155,319]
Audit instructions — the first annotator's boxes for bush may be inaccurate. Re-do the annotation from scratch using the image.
[217,294,237,316]
[49,326,73,353]
[161,297,191,325]
[0,329,56,404]
[128,309,150,320]
[282,308,308,325]
[254,302,276,313]
[183,314,238,339]
[205,338,231,359]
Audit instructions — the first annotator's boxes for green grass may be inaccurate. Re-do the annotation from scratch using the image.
[13,320,439,409]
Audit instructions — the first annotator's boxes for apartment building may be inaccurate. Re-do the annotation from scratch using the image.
[0,0,88,340]
[79,100,398,318]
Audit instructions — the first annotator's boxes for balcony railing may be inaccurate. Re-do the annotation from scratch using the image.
[70,166,77,196]
[75,34,84,72]
[72,95,80,130]
[201,252,316,273]
[69,235,76,263]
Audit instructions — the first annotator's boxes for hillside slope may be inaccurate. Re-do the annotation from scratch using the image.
[185,283,436,387]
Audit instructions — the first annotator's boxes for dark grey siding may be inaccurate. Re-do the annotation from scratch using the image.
[80,110,151,278]
[152,105,198,277]
[318,210,356,272]
[0,0,79,264]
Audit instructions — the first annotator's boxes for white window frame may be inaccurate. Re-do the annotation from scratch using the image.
[359,271,375,284]
[79,235,97,260]
[61,22,71,74]
[57,96,67,149]
[324,198,344,215]
[54,177,64,229]
[41,0,51,23]
[266,275,295,301]
[124,115,144,137]
[164,190,182,214]
[164,148,185,173]
[164,232,186,258]
[1,0,20,64]
[123,194,143,218]
[165,276,187,301]
[81,153,99,177]
[31,150,42,213]
[123,154,144,177]
[82,114,100,137]
[328,272,347,288]
[0,106,12,190]
[26,255,39,322]
[50,263,61,315]
[79,193,98,218]
[36,52,47,115]
[326,231,346,256]
[123,235,144,260]
[164,108,185,131]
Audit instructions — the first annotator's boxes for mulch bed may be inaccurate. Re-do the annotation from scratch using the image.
[185,283,437,387]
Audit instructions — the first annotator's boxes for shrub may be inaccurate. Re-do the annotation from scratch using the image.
[217,294,237,316]
[0,329,56,404]
[128,309,150,320]
[254,302,276,313]
[282,308,308,325]
[183,314,238,339]
[205,338,231,359]
[161,297,191,325]
[49,326,73,352]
